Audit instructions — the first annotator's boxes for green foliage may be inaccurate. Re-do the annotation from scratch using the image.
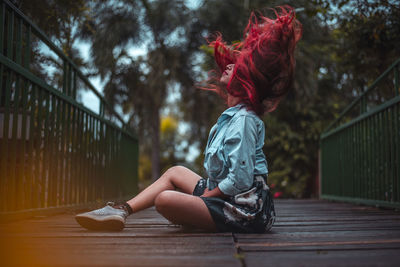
[138,154,152,190]
[192,0,336,197]
[14,0,89,41]
[332,0,400,100]
[13,0,90,90]
[20,0,400,197]
[190,0,400,198]
[160,115,183,173]
[78,0,201,180]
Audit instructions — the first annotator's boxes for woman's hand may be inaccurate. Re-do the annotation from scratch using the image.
[201,188,211,197]
[201,186,228,199]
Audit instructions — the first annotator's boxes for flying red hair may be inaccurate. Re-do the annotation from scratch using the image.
[207,5,302,115]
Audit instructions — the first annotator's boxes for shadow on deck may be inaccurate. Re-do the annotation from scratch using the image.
[1,199,400,266]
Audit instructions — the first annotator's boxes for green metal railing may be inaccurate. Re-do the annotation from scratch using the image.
[0,0,138,215]
[320,58,400,209]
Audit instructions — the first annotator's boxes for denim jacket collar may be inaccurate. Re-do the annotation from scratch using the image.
[217,103,246,125]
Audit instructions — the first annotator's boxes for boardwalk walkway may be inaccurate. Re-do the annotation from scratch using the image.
[1,199,400,266]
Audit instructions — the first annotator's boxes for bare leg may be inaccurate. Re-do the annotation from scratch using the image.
[155,190,216,231]
[76,165,216,232]
[126,166,201,213]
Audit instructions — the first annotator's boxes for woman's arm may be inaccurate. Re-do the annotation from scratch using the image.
[217,115,258,196]
[201,186,228,199]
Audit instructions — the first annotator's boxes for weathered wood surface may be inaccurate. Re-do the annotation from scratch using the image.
[1,199,400,266]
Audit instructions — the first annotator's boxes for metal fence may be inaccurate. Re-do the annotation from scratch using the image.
[320,58,400,209]
[0,0,138,215]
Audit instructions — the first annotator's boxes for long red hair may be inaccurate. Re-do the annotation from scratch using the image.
[207,6,302,115]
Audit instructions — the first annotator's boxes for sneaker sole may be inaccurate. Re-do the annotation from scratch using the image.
[75,215,125,231]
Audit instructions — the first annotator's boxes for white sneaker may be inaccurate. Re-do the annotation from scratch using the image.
[75,202,129,231]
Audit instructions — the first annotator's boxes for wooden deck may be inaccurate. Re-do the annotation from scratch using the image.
[1,199,400,266]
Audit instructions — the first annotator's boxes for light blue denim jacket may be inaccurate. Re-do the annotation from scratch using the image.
[203,103,268,196]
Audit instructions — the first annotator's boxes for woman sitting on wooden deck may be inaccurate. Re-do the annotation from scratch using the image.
[76,6,302,233]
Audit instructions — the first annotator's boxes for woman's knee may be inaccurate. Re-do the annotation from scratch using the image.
[161,166,199,194]
[162,166,188,184]
[154,190,176,213]
[164,165,187,178]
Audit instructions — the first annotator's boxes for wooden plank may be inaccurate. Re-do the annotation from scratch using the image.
[0,208,240,267]
[243,250,400,267]
[272,220,400,226]
[235,231,400,242]
[235,199,400,265]
[1,236,240,266]
[1,199,400,266]
[238,239,400,252]
[2,236,240,266]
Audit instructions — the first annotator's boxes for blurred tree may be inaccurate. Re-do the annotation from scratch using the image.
[193,0,342,197]
[138,153,152,190]
[160,115,184,173]
[79,0,199,180]
[193,0,399,198]
[270,0,400,197]
[11,0,90,89]
[322,0,400,103]
[264,1,342,198]
[18,0,397,197]
[180,0,281,175]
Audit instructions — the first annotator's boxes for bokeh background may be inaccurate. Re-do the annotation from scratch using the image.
[12,0,400,198]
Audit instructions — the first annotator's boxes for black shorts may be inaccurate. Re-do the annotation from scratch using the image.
[193,175,275,233]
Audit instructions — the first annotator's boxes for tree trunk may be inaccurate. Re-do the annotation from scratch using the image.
[150,107,160,181]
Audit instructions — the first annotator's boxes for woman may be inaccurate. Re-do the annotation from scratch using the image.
[76,6,302,233]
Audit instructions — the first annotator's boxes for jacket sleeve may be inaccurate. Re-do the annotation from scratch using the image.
[218,115,257,196]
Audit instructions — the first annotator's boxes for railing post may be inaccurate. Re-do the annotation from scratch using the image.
[100,100,105,117]
[0,3,5,211]
[62,60,67,94]
[7,7,14,58]
[0,0,138,216]
[394,64,399,97]
[360,96,365,114]
[15,16,22,64]
[33,87,43,209]
[1,56,12,212]
[67,63,72,97]
[320,58,400,209]
[73,70,77,100]
[0,2,4,54]
[26,84,37,209]
[0,3,3,101]
[24,24,30,69]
